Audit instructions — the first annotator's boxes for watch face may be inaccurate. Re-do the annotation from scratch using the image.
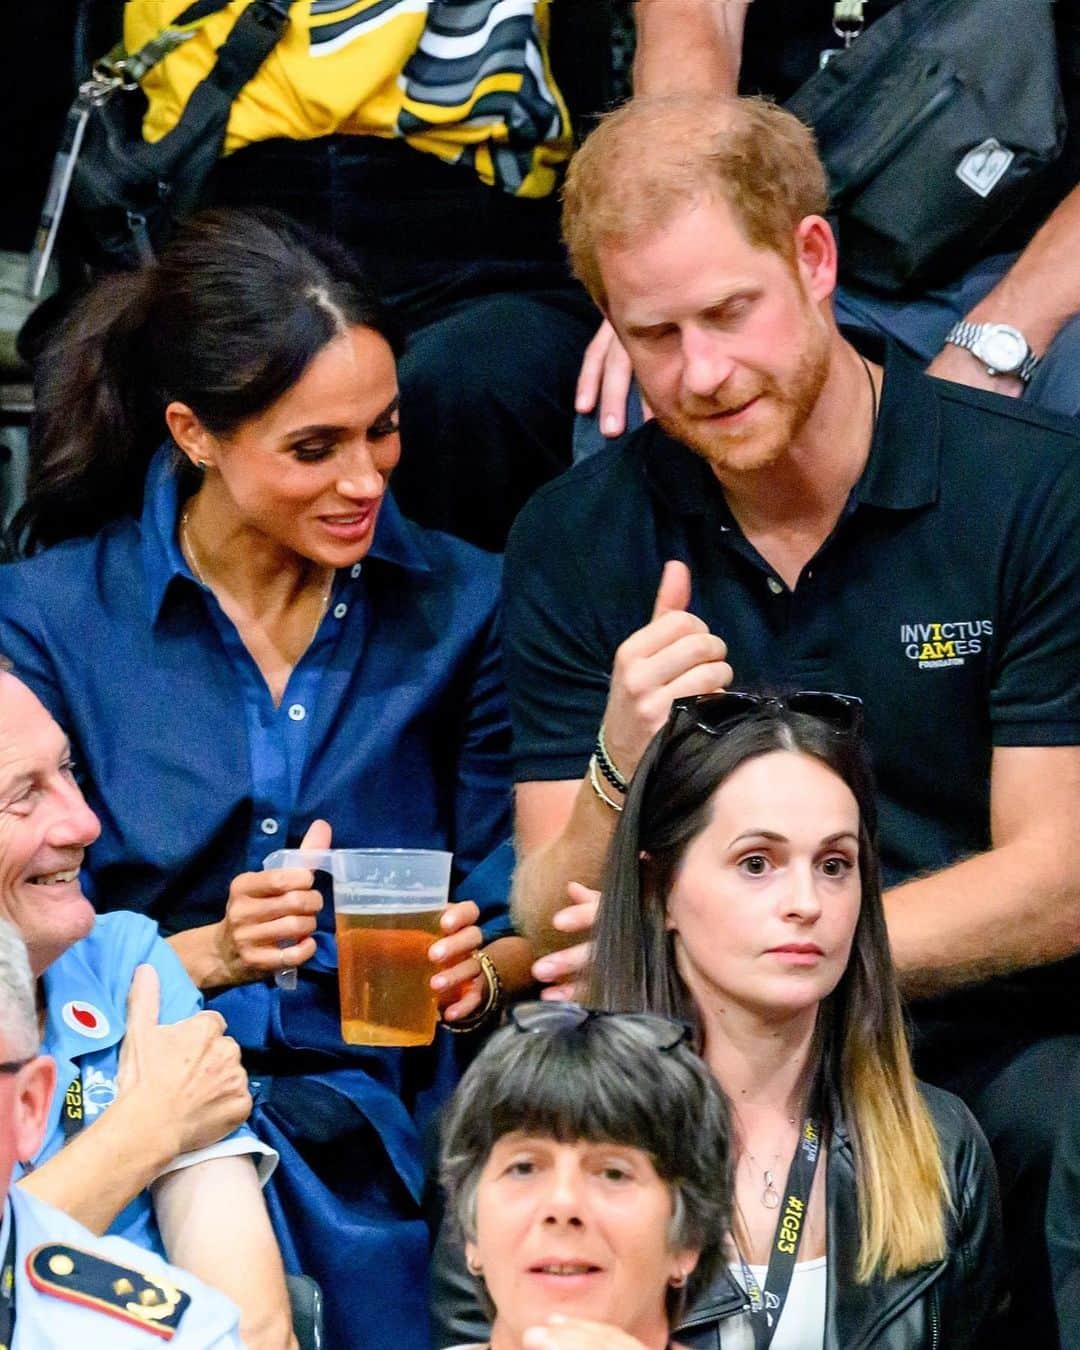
[974,325,1027,373]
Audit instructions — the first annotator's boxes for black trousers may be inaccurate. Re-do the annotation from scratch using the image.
[1049,1052,1080,1348]
[207,135,597,551]
[921,1034,1080,1348]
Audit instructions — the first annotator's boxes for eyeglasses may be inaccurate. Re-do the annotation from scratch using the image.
[670,690,864,739]
[509,1001,691,1052]
[0,1058,31,1076]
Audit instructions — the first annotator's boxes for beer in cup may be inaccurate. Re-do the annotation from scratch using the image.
[262,847,452,1046]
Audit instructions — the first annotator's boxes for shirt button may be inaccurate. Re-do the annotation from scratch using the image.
[287,704,306,722]
[350,563,362,579]
[260,818,279,836]
[767,577,784,595]
[333,602,348,619]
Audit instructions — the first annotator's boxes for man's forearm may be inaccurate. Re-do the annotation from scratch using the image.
[885,836,1080,999]
[950,184,1080,355]
[633,0,748,96]
[16,1095,174,1234]
[512,781,618,951]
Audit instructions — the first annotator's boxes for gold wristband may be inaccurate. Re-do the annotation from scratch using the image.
[446,950,503,1034]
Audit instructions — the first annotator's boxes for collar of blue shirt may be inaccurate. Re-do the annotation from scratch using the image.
[141,444,434,623]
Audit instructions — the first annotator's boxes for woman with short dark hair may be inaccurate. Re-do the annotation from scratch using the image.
[440,1002,733,1350]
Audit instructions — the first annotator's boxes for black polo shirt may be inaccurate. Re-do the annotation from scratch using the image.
[504,338,1080,1081]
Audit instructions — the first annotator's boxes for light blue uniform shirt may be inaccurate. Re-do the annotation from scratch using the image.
[14,912,276,1256]
[3,1187,241,1347]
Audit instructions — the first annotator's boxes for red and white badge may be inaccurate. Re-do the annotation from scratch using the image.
[61,1001,111,1039]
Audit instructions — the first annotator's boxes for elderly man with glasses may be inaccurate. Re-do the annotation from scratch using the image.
[0,657,295,1348]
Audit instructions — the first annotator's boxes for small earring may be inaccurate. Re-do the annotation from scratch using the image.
[196,458,210,470]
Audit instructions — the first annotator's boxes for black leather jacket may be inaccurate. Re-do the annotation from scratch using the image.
[430,1083,1003,1350]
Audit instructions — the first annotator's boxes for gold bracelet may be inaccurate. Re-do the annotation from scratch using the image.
[588,754,624,813]
[446,950,504,1034]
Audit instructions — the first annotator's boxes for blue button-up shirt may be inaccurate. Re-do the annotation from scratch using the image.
[0,448,514,1348]
[0,448,513,942]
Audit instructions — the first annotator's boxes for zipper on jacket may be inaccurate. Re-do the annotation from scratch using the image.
[930,1283,940,1350]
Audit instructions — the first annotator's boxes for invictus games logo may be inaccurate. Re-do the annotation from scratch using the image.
[901,620,993,669]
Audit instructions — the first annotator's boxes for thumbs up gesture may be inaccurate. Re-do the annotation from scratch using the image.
[601,561,733,783]
[116,964,251,1160]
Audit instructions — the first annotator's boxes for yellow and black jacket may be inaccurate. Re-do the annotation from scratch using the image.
[125,0,573,197]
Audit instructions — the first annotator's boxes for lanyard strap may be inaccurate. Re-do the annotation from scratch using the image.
[0,1210,16,1349]
[60,1069,85,1141]
[737,1114,823,1350]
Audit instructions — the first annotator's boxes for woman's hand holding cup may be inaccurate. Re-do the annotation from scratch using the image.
[213,819,330,986]
[429,900,484,1023]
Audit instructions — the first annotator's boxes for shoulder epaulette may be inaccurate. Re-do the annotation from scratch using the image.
[26,1243,191,1339]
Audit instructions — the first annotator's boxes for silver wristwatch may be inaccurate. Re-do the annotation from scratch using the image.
[944,321,1040,382]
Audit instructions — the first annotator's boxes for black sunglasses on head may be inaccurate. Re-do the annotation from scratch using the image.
[670,690,864,739]
[0,1058,31,1075]
[509,1001,691,1053]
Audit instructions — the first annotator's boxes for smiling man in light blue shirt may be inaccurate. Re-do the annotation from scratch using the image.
[0,660,294,1348]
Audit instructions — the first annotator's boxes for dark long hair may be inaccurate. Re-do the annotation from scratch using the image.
[13,208,403,552]
[585,707,949,1280]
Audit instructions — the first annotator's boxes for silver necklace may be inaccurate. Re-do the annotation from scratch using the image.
[743,1149,783,1210]
[180,505,334,645]
[738,1113,799,1211]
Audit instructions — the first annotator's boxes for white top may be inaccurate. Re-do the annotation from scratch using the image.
[720,1256,827,1350]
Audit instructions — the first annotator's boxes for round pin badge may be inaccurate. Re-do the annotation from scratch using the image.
[61,1001,111,1039]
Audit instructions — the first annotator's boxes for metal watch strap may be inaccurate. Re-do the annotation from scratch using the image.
[945,319,984,354]
[1017,348,1040,382]
[944,320,1040,383]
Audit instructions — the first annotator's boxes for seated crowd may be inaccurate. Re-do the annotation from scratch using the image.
[0,4,1078,1345]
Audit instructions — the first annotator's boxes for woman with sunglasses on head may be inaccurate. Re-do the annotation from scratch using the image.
[581,691,1003,1348]
[439,1002,732,1350]
[0,207,531,1348]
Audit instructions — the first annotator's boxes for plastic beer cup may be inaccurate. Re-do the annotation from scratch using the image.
[262,847,452,1046]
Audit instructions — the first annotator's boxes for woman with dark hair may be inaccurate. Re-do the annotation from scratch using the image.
[434,693,1003,1348]
[586,692,1002,1348]
[0,207,526,1349]
[439,1003,732,1350]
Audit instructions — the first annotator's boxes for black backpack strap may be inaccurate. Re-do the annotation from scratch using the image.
[143,0,294,214]
[26,0,244,292]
